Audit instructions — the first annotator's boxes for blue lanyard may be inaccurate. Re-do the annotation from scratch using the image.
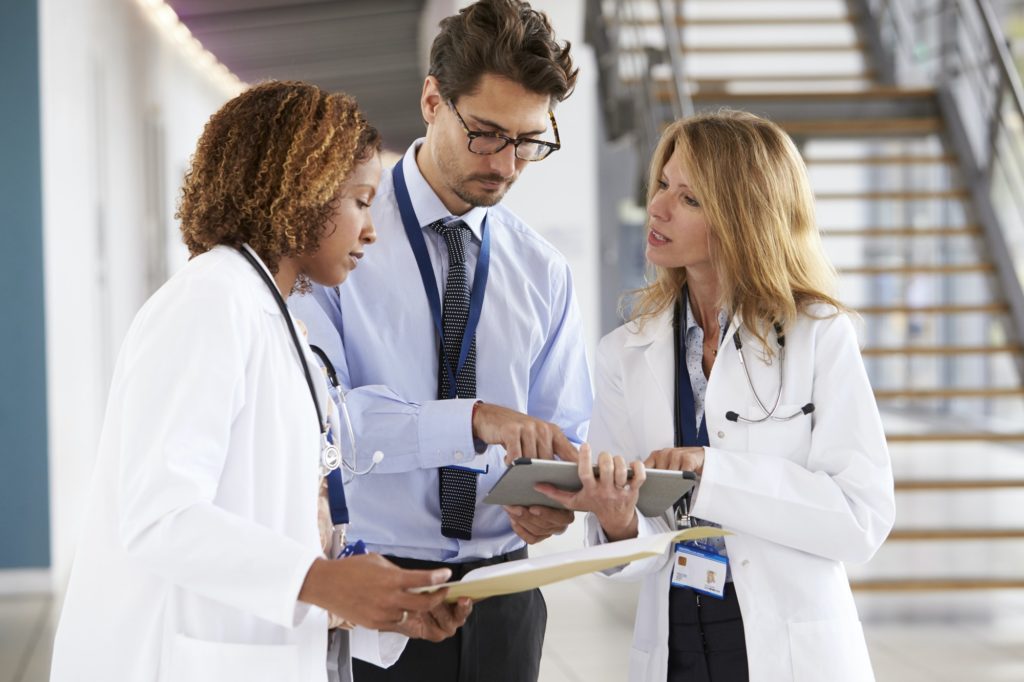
[674,292,710,448]
[391,161,491,399]
[306,344,350,527]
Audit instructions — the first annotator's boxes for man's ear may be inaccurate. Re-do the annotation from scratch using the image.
[421,76,444,127]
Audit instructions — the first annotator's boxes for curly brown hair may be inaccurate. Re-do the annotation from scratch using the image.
[177,81,381,275]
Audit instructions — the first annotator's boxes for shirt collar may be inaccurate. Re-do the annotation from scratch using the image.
[401,139,487,241]
[683,293,730,337]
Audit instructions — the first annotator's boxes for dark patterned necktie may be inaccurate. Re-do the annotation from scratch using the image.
[432,219,478,541]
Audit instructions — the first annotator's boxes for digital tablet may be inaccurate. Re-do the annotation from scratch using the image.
[483,458,698,517]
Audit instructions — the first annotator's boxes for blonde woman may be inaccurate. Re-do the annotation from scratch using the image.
[540,111,894,681]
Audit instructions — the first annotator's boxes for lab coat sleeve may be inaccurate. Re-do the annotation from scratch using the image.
[586,332,673,579]
[289,285,478,474]
[116,276,321,629]
[691,313,895,564]
[350,627,407,668]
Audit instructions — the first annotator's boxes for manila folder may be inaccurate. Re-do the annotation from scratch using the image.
[410,526,728,602]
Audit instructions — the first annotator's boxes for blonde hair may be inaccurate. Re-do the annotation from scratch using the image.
[628,109,843,353]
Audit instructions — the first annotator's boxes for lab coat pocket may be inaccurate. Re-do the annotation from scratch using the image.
[627,646,650,682]
[168,633,300,682]
[788,618,874,682]
[749,404,812,461]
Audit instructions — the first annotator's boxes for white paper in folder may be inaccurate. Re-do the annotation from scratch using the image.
[410,526,729,602]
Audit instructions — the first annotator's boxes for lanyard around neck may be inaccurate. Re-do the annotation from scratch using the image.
[673,290,710,448]
[391,161,491,399]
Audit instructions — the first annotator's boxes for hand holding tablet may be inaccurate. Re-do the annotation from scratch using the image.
[483,450,697,517]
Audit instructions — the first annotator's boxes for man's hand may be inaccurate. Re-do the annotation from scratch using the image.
[388,598,473,642]
[644,447,705,475]
[472,402,578,464]
[504,505,575,544]
[298,554,452,631]
[535,443,646,541]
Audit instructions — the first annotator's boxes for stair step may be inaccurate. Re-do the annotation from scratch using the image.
[895,479,1024,490]
[874,387,1024,399]
[684,44,865,54]
[627,73,877,88]
[862,344,1020,356]
[889,432,1024,443]
[821,226,980,237]
[689,73,876,90]
[888,529,1024,540]
[693,87,936,102]
[852,578,1024,591]
[817,189,967,200]
[858,303,1007,314]
[779,118,942,136]
[839,263,994,275]
[888,432,1024,444]
[615,16,859,28]
[807,154,957,165]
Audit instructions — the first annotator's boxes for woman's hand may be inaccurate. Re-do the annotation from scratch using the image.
[644,447,705,475]
[534,443,646,541]
[388,598,474,642]
[299,554,455,632]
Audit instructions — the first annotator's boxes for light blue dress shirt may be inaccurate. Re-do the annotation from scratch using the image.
[289,140,593,562]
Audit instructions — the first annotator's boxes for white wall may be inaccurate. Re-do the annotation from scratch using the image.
[40,0,229,590]
[503,0,601,358]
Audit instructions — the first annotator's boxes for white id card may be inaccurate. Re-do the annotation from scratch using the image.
[670,542,728,599]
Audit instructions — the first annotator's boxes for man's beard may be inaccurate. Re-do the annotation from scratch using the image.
[450,172,514,208]
[436,145,516,208]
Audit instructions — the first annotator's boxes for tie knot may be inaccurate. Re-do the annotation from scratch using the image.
[431,219,471,264]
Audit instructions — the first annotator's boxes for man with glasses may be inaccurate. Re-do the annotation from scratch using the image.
[289,1,590,680]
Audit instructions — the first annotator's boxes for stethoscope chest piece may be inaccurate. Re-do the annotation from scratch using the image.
[320,432,341,474]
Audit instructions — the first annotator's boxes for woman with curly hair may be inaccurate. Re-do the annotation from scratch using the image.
[51,81,469,682]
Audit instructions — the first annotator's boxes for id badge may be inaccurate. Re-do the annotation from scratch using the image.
[671,542,728,599]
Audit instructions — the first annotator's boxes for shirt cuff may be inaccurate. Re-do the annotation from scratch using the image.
[417,398,478,468]
[351,627,408,669]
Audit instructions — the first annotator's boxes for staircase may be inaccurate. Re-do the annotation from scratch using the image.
[588,0,1024,594]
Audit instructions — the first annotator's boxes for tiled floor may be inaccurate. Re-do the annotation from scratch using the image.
[5,532,1023,681]
[6,413,1024,681]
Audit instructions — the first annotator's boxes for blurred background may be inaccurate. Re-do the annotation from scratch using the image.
[4,0,1024,679]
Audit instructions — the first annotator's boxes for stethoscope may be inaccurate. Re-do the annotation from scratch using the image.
[726,322,815,424]
[672,290,814,429]
[306,343,384,479]
[236,246,383,479]
[238,245,384,556]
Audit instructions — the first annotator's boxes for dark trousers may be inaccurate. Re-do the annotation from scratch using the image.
[352,550,546,682]
[667,583,749,682]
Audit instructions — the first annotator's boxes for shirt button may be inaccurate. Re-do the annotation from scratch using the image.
[741,559,750,567]
[454,451,464,462]
[717,431,725,439]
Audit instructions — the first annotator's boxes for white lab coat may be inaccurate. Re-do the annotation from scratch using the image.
[51,246,385,682]
[585,304,894,682]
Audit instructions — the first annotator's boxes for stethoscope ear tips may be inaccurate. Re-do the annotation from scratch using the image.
[725,411,739,422]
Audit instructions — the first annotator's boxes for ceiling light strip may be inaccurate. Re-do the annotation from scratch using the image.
[134,0,247,97]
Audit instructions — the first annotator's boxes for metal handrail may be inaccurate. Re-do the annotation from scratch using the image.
[861,0,1024,381]
[655,0,694,120]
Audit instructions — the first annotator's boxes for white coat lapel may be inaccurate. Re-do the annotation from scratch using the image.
[625,312,676,454]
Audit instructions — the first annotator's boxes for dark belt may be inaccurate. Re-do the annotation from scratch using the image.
[384,546,528,581]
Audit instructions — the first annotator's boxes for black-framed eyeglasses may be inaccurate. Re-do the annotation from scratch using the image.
[447,99,560,162]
